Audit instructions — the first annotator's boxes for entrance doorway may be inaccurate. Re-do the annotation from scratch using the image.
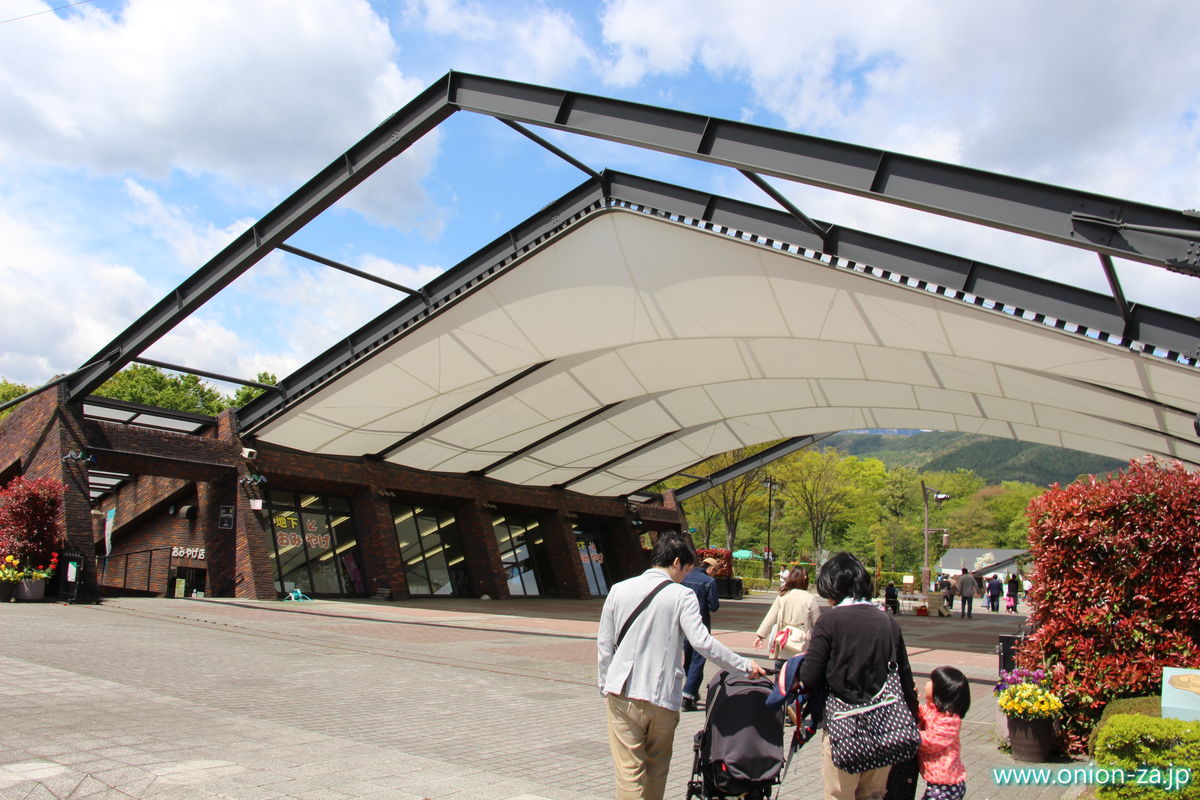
[169,566,207,598]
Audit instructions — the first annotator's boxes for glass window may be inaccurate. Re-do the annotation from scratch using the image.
[493,514,544,596]
[264,490,364,597]
[302,511,338,594]
[576,535,609,596]
[330,514,365,594]
[390,502,465,596]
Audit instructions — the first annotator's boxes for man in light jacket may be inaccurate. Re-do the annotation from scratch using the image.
[598,533,765,800]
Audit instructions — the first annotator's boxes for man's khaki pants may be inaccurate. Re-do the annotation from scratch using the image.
[821,734,891,800]
[606,693,680,800]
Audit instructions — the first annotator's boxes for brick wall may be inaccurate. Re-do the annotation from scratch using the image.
[2,392,686,602]
[98,511,197,595]
[0,386,98,598]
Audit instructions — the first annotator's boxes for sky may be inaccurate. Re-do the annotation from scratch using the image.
[1,0,1198,391]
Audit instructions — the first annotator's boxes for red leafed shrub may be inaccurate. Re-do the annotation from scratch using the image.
[1017,459,1200,753]
[0,476,66,564]
[696,548,733,577]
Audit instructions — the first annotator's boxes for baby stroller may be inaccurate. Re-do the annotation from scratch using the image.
[685,664,816,800]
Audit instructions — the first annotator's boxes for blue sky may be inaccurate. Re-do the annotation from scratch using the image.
[1,0,1198,390]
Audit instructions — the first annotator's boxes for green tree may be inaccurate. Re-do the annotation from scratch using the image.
[94,364,227,415]
[941,480,1042,550]
[772,447,865,560]
[0,377,32,420]
[228,372,278,408]
[673,445,773,553]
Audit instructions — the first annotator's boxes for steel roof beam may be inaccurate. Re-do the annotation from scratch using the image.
[132,357,281,392]
[739,169,831,242]
[65,75,459,402]
[236,176,608,432]
[670,434,834,502]
[499,119,603,182]
[1098,254,1135,339]
[277,244,429,302]
[446,72,1200,276]
[69,69,1200,413]
[605,172,1200,359]
[374,361,552,459]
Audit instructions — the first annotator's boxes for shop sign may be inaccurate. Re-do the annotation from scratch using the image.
[577,542,604,564]
[171,547,206,560]
[275,531,331,550]
[218,505,234,530]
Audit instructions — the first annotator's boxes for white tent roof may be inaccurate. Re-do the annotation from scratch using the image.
[253,207,1200,497]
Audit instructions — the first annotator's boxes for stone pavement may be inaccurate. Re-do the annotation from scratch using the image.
[0,592,1076,800]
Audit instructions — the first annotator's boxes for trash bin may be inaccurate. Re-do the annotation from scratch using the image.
[59,551,85,600]
[997,633,1024,673]
[715,576,744,600]
[58,551,100,604]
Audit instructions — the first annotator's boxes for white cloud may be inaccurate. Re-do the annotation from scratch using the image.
[597,1,1200,204]
[0,0,436,229]
[124,179,254,269]
[596,0,1200,313]
[0,206,154,385]
[403,0,596,84]
[224,249,446,370]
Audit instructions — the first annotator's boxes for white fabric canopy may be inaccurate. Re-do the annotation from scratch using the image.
[255,209,1200,496]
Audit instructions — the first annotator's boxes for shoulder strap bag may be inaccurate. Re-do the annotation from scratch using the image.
[822,625,920,774]
[615,579,671,649]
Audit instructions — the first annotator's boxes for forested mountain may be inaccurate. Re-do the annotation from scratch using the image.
[825,431,1125,487]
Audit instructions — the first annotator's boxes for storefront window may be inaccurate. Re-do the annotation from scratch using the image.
[265,491,365,597]
[390,502,467,596]
[492,514,545,596]
[576,531,610,596]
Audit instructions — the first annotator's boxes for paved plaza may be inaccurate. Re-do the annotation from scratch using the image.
[1,592,1075,800]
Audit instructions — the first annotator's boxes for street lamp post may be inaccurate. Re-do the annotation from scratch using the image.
[921,480,951,592]
[762,478,781,581]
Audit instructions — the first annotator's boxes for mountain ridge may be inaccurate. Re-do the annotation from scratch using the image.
[823,431,1126,486]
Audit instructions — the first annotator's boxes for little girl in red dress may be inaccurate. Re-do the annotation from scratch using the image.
[917,666,971,800]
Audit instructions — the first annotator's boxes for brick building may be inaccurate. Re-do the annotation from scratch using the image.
[0,386,680,601]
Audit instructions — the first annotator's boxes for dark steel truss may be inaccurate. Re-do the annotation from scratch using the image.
[61,71,1200,494]
[670,434,837,502]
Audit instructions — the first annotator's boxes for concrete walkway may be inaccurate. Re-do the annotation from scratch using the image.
[0,592,1075,799]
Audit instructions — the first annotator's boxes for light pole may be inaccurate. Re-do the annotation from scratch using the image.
[762,478,781,581]
[921,480,950,592]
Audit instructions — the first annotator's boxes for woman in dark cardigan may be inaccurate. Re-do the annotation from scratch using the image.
[796,553,920,800]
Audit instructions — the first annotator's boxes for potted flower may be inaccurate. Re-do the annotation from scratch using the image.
[0,554,21,602]
[996,671,1063,761]
[16,551,58,601]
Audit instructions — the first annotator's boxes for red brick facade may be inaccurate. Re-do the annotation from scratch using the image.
[0,392,683,601]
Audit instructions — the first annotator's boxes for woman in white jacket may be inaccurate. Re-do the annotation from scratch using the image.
[754,566,819,666]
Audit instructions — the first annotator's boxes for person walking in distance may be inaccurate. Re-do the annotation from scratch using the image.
[986,574,1004,613]
[956,569,977,619]
[597,533,766,800]
[1005,574,1020,613]
[754,565,820,668]
[680,556,721,712]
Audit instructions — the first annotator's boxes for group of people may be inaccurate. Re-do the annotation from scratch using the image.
[597,534,970,800]
[939,570,1026,618]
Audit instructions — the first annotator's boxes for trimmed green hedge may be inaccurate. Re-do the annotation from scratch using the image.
[1093,714,1200,800]
[1089,696,1162,757]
